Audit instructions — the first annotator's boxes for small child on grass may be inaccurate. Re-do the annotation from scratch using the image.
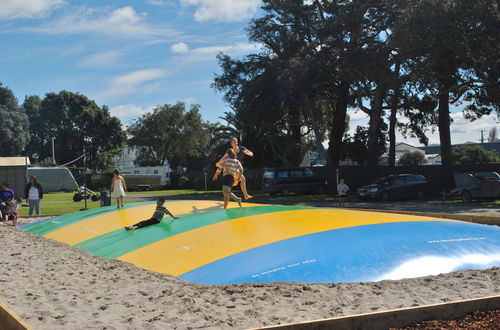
[125,197,178,230]
[337,178,349,207]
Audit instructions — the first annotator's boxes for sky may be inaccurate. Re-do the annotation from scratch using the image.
[1,0,498,147]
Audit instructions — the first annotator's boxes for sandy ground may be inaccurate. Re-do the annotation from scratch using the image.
[1,221,499,330]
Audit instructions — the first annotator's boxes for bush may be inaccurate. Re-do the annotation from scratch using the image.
[397,151,427,166]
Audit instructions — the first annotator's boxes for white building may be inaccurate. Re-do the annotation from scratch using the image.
[113,146,138,169]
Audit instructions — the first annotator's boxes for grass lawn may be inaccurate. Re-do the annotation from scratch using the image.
[18,200,137,217]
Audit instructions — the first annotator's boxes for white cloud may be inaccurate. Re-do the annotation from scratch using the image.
[0,0,64,20]
[182,97,197,104]
[110,104,154,120]
[176,42,261,63]
[104,68,168,97]
[181,0,261,22]
[147,0,169,5]
[24,6,181,39]
[79,50,122,67]
[171,42,189,53]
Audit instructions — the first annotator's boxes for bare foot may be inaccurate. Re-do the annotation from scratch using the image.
[244,195,253,200]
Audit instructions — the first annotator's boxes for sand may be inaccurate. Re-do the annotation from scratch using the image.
[1,222,499,329]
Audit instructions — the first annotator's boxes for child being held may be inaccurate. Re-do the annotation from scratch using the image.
[3,198,22,226]
[125,197,178,230]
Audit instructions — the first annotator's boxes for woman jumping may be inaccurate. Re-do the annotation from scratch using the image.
[213,148,243,209]
[216,137,253,200]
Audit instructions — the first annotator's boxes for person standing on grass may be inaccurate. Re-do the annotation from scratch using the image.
[110,169,127,209]
[337,178,349,207]
[213,148,243,209]
[216,137,254,200]
[25,176,43,216]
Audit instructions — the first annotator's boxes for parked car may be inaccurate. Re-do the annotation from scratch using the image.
[450,172,500,202]
[262,167,327,196]
[357,174,428,201]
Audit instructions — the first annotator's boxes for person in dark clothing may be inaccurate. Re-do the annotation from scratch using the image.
[0,183,15,219]
[25,176,44,216]
[216,137,254,200]
[125,197,178,230]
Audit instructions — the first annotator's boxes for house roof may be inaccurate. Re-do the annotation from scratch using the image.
[0,157,31,167]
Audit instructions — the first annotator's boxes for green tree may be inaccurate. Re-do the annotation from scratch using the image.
[0,83,29,156]
[452,145,499,165]
[397,151,427,166]
[393,0,499,166]
[127,102,207,169]
[23,91,125,171]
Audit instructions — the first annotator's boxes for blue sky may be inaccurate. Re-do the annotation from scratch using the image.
[1,0,498,146]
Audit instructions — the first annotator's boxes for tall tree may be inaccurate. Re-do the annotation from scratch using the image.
[394,0,498,166]
[127,102,207,169]
[0,83,29,156]
[24,91,124,171]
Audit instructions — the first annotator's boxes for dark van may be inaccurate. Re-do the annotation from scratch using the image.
[262,167,327,196]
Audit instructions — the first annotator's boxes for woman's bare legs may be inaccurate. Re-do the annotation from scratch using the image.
[239,175,252,200]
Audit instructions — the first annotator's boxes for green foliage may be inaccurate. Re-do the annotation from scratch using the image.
[0,83,30,155]
[397,151,427,166]
[342,125,387,165]
[127,102,208,168]
[452,145,500,165]
[23,91,125,171]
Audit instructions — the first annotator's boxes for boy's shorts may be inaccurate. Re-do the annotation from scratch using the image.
[222,174,235,187]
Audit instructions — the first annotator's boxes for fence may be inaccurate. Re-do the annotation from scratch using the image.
[180,164,500,196]
[78,163,500,196]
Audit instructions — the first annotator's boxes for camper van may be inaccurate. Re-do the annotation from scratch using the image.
[27,167,79,192]
[120,166,171,191]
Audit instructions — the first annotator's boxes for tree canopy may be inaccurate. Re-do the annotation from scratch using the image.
[213,0,499,168]
[452,145,499,165]
[23,91,125,171]
[0,83,30,156]
[127,102,208,169]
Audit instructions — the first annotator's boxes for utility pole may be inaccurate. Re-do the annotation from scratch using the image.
[480,130,486,144]
[80,147,88,211]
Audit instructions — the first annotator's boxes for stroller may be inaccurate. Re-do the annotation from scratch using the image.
[73,185,101,202]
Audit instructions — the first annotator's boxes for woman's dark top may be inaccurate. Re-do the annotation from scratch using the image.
[235,146,249,162]
[24,183,44,199]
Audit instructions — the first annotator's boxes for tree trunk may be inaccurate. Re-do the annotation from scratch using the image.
[327,80,349,166]
[438,87,452,166]
[366,84,387,167]
[388,62,401,168]
[289,107,303,166]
